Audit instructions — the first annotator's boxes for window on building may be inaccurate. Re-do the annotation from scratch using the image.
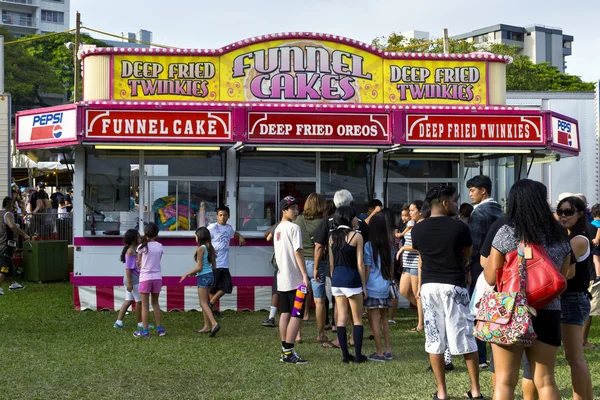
[238,153,316,233]
[507,32,524,42]
[321,153,372,214]
[41,10,64,24]
[2,10,34,27]
[563,41,572,49]
[473,34,487,44]
[84,149,139,232]
[384,159,460,214]
[142,151,225,231]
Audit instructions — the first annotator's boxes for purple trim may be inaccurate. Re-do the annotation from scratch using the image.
[16,103,77,117]
[232,107,245,142]
[79,32,511,64]
[73,237,270,247]
[109,56,114,101]
[81,100,522,112]
[71,274,273,287]
[547,111,581,154]
[17,140,80,151]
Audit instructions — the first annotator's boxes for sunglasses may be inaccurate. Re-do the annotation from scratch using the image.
[556,208,576,217]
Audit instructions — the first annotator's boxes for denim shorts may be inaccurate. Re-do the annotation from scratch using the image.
[306,259,327,299]
[197,273,214,289]
[561,292,591,326]
[404,267,418,277]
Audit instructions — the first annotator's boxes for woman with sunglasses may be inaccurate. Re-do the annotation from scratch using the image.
[484,179,571,400]
[556,196,593,400]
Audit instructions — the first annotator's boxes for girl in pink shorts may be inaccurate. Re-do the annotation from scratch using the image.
[134,223,165,338]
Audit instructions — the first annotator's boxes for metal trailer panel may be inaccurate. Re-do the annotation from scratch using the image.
[507,90,598,206]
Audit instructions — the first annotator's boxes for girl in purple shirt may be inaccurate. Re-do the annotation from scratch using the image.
[114,229,141,329]
[134,223,165,338]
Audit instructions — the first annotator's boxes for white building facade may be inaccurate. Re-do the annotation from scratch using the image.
[452,24,573,73]
[0,0,70,38]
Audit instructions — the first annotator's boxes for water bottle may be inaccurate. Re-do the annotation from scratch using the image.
[292,284,307,317]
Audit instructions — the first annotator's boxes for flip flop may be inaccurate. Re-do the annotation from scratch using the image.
[464,390,484,399]
[407,327,423,333]
[432,393,447,400]
[295,339,303,344]
[209,324,221,337]
[322,340,340,349]
[316,337,329,344]
[583,342,597,350]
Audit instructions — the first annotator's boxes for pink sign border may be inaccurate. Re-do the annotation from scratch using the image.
[246,111,391,145]
[403,112,546,147]
[84,108,234,143]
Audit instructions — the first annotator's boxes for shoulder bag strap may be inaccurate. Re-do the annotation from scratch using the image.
[517,242,527,293]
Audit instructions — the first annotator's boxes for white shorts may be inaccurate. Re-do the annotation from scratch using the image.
[420,283,477,356]
[325,276,332,303]
[125,284,141,303]
[332,286,363,298]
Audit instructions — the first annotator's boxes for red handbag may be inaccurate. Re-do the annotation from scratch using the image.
[497,242,567,310]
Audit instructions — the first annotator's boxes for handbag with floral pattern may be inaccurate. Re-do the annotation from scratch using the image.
[474,244,537,346]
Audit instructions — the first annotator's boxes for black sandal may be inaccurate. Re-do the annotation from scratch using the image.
[464,390,484,399]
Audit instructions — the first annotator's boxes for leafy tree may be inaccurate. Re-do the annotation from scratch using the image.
[1,27,63,109]
[23,32,110,102]
[1,27,110,111]
[373,33,595,92]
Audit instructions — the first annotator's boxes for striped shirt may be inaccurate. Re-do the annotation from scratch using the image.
[402,220,418,268]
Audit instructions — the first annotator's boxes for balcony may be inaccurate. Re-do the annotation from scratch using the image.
[1,13,37,28]
[0,0,38,6]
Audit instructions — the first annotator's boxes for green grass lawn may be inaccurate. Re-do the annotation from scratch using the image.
[1,283,599,399]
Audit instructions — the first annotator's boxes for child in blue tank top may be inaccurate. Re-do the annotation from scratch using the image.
[180,227,220,337]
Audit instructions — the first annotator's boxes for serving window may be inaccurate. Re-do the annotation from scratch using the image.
[385,158,460,213]
[237,153,316,235]
[85,149,139,231]
[142,151,225,232]
[320,153,373,214]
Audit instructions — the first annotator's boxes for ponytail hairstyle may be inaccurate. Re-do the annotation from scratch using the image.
[367,214,392,281]
[120,229,139,263]
[139,222,159,252]
[331,206,357,249]
[194,226,216,264]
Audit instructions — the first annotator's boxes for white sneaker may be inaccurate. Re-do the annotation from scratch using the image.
[0,288,4,295]
[9,282,24,290]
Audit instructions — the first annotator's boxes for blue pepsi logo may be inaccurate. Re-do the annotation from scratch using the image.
[53,124,63,139]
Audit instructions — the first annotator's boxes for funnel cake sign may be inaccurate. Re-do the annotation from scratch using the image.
[105,34,500,105]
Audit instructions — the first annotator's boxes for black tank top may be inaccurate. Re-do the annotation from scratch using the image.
[565,235,591,293]
[332,232,358,270]
[0,209,14,254]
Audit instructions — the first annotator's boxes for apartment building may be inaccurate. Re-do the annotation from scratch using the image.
[0,0,70,38]
[452,24,573,72]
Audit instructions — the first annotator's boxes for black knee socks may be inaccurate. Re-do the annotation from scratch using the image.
[353,325,364,358]
[337,326,350,359]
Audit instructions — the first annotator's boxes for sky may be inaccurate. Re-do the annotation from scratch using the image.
[70,0,600,82]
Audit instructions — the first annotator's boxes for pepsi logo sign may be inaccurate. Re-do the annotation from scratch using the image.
[53,124,63,139]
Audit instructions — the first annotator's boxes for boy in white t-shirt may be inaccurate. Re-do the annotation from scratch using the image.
[274,196,309,364]
[207,205,246,316]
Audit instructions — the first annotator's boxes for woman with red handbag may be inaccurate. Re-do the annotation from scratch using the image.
[556,196,593,400]
[484,179,572,400]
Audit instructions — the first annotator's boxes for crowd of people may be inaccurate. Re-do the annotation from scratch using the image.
[255,177,598,399]
[4,173,598,399]
[0,181,74,295]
